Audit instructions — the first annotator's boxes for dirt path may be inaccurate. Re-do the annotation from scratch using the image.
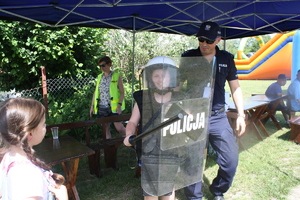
[287,185,300,200]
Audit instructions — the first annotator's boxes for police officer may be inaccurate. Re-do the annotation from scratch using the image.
[178,21,246,200]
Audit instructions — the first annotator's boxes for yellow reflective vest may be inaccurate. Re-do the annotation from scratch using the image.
[92,72,125,114]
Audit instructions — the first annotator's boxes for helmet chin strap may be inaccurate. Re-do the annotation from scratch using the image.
[151,88,172,95]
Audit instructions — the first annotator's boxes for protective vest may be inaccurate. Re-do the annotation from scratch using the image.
[93,72,125,114]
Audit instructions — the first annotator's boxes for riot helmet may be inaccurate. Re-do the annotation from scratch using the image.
[143,56,178,89]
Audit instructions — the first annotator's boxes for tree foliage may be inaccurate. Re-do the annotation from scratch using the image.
[0,20,108,90]
[90,30,197,111]
[104,30,197,90]
[0,20,276,128]
[0,19,274,92]
[220,34,272,55]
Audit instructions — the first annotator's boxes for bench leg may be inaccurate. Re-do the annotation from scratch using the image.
[104,144,121,169]
[289,128,300,142]
[134,166,141,178]
[294,134,300,144]
[88,150,102,178]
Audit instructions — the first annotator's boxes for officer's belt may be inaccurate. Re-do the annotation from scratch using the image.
[211,106,225,116]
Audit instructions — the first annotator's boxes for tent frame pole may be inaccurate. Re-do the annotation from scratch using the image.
[131,16,136,110]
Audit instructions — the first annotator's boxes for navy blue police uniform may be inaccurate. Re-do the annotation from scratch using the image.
[181,46,239,199]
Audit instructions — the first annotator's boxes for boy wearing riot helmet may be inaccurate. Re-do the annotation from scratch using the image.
[124,56,183,200]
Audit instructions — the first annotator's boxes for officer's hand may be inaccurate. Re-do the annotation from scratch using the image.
[236,116,246,137]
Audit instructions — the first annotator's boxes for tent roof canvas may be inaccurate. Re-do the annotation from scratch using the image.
[1,0,300,39]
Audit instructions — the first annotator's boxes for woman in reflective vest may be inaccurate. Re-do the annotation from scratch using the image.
[89,56,126,139]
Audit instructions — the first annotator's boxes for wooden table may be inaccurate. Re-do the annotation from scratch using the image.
[227,95,287,140]
[227,99,270,140]
[250,94,288,130]
[34,135,95,200]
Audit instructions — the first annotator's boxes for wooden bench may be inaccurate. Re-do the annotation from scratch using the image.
[46,113,131,178]
[288,115,300,143]
[95,114,131,171]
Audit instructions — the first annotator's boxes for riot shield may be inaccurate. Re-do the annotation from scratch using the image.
[140,56,216,196]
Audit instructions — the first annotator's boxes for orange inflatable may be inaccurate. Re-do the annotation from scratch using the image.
[235,31,295,79]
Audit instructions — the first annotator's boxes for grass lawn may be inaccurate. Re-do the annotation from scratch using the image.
[53,80,300,200]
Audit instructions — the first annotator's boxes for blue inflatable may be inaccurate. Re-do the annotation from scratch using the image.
[291,30,300,80]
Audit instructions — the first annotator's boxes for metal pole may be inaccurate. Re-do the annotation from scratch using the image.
[223,26,227,50]
[131,16,136,110]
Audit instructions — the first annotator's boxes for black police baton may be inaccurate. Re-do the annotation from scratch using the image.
[128,113,183,146]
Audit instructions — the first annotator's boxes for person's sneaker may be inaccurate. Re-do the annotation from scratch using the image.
[213,196,225,200]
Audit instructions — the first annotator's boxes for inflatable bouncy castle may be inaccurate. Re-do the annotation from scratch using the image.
[235,30,300,80]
